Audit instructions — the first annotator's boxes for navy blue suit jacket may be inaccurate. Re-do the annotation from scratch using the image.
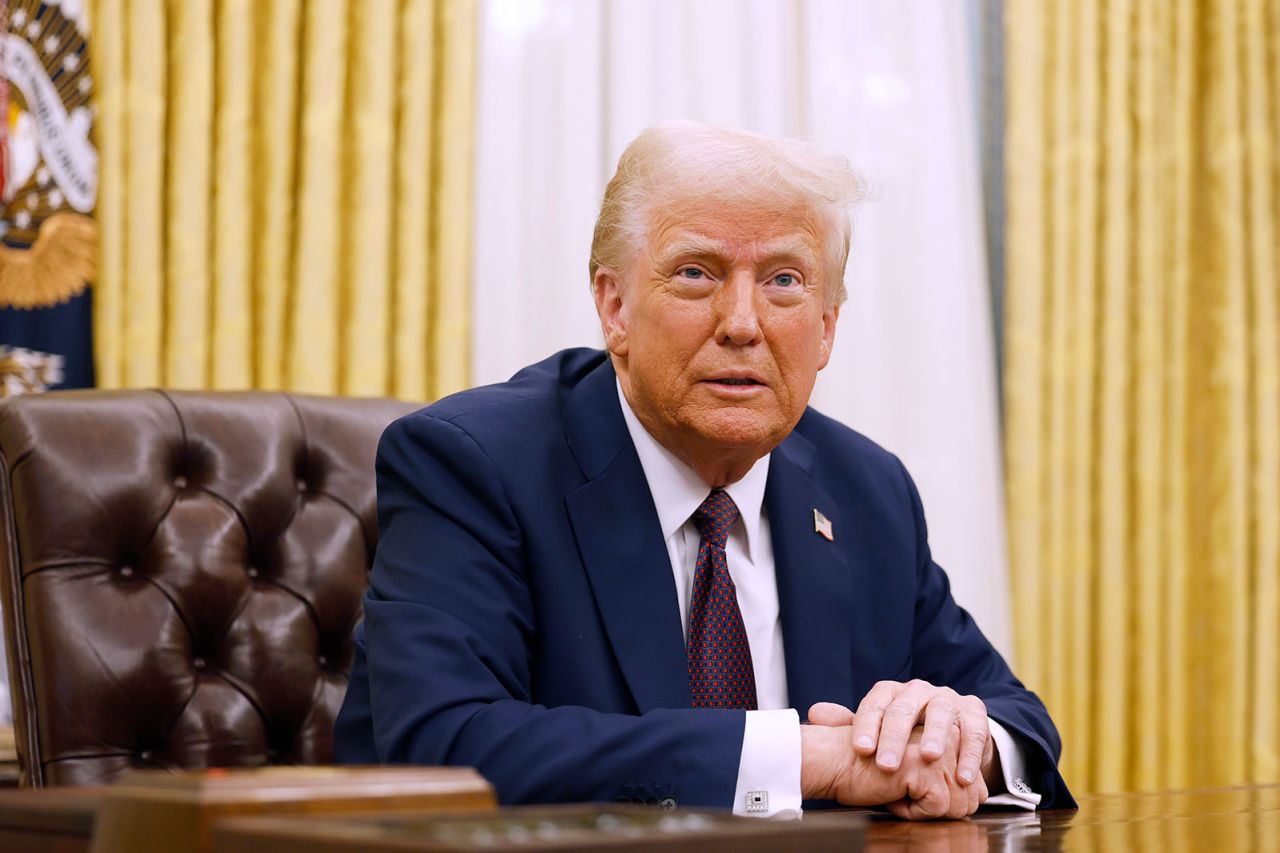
[335,348,1073,809]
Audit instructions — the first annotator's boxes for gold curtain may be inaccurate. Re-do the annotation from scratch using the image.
[1005,0,1280,793]
[89,0,475,398]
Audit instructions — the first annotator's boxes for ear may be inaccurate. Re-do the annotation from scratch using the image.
[817,302,839,371]
[593,268,630,357]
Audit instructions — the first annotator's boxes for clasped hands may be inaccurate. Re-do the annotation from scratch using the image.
[799,680,998,819]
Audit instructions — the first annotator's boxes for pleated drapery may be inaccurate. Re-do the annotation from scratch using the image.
[90,0,475,398]
[1005,0,1280,794]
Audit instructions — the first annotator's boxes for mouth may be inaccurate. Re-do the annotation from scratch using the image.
[702,373,767,392]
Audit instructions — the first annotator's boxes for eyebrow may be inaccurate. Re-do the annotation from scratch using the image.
[655,235,820,270]
[654,235,727,266]
[754,238,821,269]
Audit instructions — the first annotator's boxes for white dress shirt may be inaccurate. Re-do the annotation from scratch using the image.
[616,381,1038,816]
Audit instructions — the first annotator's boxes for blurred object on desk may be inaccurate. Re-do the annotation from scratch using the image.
[0,784,98,853]
[90,766,494,853]
[0,724,17,786]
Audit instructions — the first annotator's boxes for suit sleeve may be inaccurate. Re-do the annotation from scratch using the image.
[895,457,1076,809]
[348,412,745,807]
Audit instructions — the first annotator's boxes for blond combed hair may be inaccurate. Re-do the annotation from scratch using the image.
[589,121,866,307]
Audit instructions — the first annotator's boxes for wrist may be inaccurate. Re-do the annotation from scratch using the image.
[799,724,845,800]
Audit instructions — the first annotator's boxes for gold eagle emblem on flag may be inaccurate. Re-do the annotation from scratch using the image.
[0,0,98,310]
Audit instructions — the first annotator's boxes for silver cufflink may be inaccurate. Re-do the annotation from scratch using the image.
[746,790,769,813]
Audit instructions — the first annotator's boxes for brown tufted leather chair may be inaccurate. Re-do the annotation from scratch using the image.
[0,390,417,787]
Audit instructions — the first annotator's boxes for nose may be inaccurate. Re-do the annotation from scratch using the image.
[714,271,763,346]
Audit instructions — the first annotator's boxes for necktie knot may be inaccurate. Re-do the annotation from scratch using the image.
[692,488,739,551]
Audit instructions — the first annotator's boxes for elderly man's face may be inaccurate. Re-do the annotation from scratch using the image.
[596,193,839,472]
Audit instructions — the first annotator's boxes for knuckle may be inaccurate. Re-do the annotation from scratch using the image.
[887,700,918,718]
[933,700,959,718]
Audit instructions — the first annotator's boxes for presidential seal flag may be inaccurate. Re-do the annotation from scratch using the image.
[0,0,97,395]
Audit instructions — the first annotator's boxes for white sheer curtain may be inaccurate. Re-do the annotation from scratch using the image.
[472,0,1012,658]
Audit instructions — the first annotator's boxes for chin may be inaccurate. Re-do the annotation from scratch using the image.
[688,410,785,452]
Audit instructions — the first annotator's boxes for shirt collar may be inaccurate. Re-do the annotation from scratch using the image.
[616,379,769,561]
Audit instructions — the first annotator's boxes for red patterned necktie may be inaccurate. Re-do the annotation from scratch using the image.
[687,488,758,709]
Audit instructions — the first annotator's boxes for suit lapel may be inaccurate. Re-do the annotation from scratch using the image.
[765,430,855,717]
[563,359,691,712]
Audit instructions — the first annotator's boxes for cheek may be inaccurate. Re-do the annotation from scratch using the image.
[769,318,828,393]
[628,312,694,383]
[638,299,714,352]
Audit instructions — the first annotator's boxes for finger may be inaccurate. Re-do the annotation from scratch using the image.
[906,786,951,821]
[972,775,989,812]
[949,783,972,820]
[806,701,855,727]
[959,774,984,818]
[961,786,978,820]
[916,690,960,762]
[905,769,951,819]
[886,799,949,824]
[955,700,991,785]
[851,681,902,756]
[885,797,914,820]
[876,681,932,770]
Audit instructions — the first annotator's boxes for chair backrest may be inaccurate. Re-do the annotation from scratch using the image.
[0,390,417,786]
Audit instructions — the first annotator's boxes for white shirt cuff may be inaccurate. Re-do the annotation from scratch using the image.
[732,708,803,819]
[984,717,1042,810]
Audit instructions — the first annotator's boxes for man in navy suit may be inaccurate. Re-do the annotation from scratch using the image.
[336,122,1073,818]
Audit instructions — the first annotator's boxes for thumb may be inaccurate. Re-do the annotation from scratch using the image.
[807,701,856,727]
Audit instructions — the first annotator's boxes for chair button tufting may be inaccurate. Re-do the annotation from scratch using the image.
[296,479,308,493]
[173,475,188,489]
[317,655,329,668]
[118,566,134,578]
[193,657,206,671]
[246,567,259,579]
[139,750,153,763]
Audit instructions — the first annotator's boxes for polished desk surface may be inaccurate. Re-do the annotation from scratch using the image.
[0,783,1278,851]
[861,785,1280,851]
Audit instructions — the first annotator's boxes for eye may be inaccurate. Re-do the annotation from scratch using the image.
[677,267,705,279]
[773,272,799,287]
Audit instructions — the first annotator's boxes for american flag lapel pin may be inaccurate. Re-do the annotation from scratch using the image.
[813,508,834,541]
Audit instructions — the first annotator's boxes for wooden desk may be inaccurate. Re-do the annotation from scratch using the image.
[1,783,1278,851]
[0,785,98,853]
[862,784,1280,850]
[0,725,20,786]
[211,784,1280,851]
